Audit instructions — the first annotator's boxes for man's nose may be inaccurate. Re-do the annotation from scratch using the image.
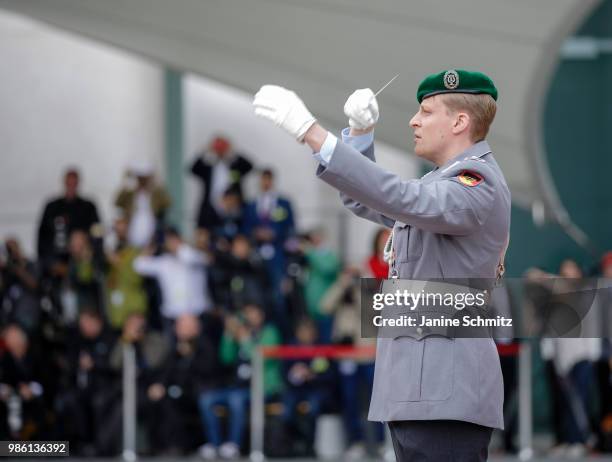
[409,114,419,128]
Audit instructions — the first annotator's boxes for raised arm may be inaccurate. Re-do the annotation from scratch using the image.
[315,139,496,235]
[336,132,395,228]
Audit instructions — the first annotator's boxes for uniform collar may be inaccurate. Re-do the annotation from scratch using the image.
[437,140,492,173]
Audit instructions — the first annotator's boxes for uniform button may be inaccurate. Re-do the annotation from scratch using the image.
[416,327,423,335]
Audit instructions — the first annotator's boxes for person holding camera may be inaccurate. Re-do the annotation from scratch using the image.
[197,304,281,460]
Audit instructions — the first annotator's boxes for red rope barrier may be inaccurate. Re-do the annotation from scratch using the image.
[260,342,520,359]
[496,342,520,356]
[260,345,375,359]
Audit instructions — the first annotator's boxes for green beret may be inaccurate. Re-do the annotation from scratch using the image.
[416,69,498,103]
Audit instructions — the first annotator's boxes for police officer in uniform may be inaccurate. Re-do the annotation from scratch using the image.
[253,69,510,461]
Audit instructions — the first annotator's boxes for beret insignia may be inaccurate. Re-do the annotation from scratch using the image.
[444,70,459,90]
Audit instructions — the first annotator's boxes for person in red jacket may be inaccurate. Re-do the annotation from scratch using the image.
[365,228,390,280]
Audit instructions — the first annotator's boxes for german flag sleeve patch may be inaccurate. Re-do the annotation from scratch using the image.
[457,170,484,187]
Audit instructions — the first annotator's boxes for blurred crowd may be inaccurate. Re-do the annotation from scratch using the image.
[519,258,612,459]
[0,136,389,459]
[1,135,612,459]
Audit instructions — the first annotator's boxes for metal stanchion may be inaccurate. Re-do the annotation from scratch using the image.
[383,424,396,461]
[518,341,533,461]
[122,343,137,462]
[250,347,265,462]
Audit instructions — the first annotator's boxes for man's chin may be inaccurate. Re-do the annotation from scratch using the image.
[413,147,426,158]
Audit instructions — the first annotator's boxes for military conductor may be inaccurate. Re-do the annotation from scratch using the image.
[253,69,510,461]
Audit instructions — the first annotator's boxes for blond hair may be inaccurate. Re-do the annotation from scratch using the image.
[441,93,497,142]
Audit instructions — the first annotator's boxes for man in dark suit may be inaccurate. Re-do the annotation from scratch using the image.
[37,168,101,277]
[190,135,253,231]
[243,169,295,333]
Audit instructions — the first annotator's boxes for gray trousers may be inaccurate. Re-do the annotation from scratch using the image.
[388,420,493,462]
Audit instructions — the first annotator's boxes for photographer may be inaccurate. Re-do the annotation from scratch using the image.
[105,217,148,331]
[0,324,46,441]
[143,314,219,454]
[0,238,41,333]
[302,228,340,344]
[210,234,270,314]
[37,168,102,284]
[197,304,281,460]
[281,317,335,449]
[55,308,117,455]
[114,161,171,249]
[66,231,106,319]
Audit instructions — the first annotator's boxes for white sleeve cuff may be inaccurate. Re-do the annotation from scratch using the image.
[341,127,374,152]
[313,132,338,166]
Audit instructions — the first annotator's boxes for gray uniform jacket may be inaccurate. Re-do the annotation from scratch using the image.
[316,138,510,430]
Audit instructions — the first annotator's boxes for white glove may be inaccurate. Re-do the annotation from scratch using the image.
[343,88,379,130]
[253,85,317,141]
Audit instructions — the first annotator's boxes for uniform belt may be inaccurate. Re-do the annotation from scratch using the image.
[377,279,493,340]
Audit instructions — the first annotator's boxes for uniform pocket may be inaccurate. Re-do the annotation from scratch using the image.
[390,336,421,401]
[394,223,423,262]
[420,337,454,400]
[390,335,454,402]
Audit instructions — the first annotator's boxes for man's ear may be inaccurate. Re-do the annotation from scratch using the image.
[452,112,471,136]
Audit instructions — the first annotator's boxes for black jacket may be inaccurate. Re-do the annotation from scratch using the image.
[61,327,118,392]
[190,154,252,229]
[37,196,100,265]
[152,336,223,396]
